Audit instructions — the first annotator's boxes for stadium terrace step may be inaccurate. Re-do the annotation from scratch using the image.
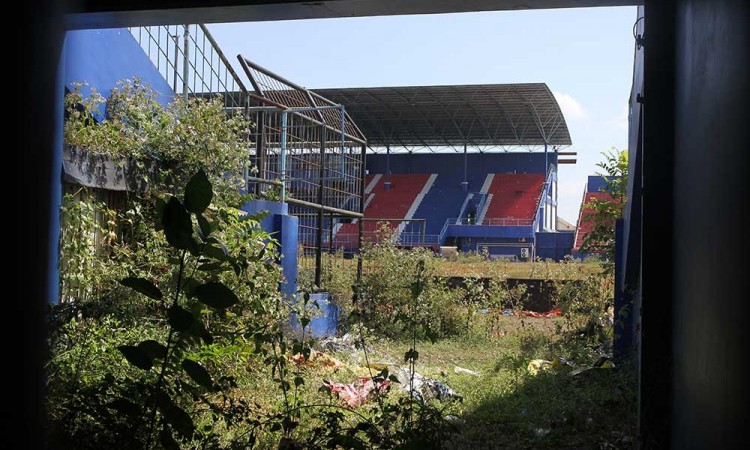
[482,173,545,222]
[333,173,431,247]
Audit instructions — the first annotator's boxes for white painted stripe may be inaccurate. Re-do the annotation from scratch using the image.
[397,174,438,240]
[456,193,474,224]
[363,193,375,211]
[477,194,493,225]
[476,174,496,224]
[480,173,495,194]
[332,222,344,236]
[365,174,382,195]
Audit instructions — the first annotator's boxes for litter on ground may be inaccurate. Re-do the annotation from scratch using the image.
[289,350,344,370]
[322,377,391,408]
[396,368,460,401]
[453,366,480,377]
[527,356,571,375]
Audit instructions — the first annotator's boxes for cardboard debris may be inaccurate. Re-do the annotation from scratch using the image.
[289,350,343,370]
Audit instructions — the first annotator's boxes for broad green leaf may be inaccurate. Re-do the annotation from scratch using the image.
[168,306,195,332]
[162,197,194,250]
[107,398,141,417]
[184,169,213,214]
[196,213,212,238]
[194,281,239,309]
[120,277,162,300]
[155,389,194,439]
[299,317,310,328]
[118,345,153,370]
[137,339,167,360]
[182,359,214,390]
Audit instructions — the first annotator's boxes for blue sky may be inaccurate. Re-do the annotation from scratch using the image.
[208,6,637,223]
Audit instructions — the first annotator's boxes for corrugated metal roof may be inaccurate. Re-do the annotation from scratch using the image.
[313,84,571,151]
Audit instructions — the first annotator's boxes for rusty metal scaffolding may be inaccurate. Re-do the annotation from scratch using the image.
[237,56,368,290]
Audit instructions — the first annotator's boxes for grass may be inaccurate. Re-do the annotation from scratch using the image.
[301,254,604,282]
[248,316,636,449]
[432,260,604,279]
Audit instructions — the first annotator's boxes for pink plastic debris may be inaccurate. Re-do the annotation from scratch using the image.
[322,377,391,408]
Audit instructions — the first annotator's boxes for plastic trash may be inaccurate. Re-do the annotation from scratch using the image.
[527,356,570,375]
[319,333,360,353]
[322,377,391,408]
[527,359,554,375]
[396,368,460,401]
[445,415,466,426]
[453,366,480,376]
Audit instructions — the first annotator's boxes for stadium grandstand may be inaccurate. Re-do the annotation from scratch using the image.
[315,84,577,260]
[62,24,583,300]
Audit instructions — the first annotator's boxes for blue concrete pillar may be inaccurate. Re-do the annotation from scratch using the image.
[614,218,633,359]
[242,199,299,299]
[276,214,298,298]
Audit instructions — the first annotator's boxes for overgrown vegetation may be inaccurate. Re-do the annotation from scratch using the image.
[580,148,628,269]
[50,81,635,449]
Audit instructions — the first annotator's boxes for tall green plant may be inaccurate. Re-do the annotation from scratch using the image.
[580,147,628,269]
[65,79,250,206]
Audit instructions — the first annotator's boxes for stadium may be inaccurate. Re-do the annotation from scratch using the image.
[24,2,748,447]
[61,25,592,297]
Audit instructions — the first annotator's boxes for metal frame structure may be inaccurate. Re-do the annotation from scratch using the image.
[128,24,369,291]
[237,57,368,289]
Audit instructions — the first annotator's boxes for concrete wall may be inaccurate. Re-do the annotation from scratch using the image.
[536,231,575,261]
[636,1,749,447]
[670,1,748,447]
[64,28,175,113]
[366,152,551,176]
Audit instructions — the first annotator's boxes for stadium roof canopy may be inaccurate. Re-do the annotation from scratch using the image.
[313,84,572,153]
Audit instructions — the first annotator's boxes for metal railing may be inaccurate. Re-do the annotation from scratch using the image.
[128,24,248,109]
[449,217,535,227]
[331,232,439,248]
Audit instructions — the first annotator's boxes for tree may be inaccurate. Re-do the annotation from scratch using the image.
[580,148,628,269]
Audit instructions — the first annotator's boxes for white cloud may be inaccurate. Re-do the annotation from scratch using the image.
[553,91,587,121]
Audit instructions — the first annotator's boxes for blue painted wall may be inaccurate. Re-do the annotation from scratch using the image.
[453,237,532,259]
[243,200,299,298]
[366,152,552,176]
[64,28,175,115]
[536,231,575,260]
[587,175,616,193]
[445,225,534,239]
